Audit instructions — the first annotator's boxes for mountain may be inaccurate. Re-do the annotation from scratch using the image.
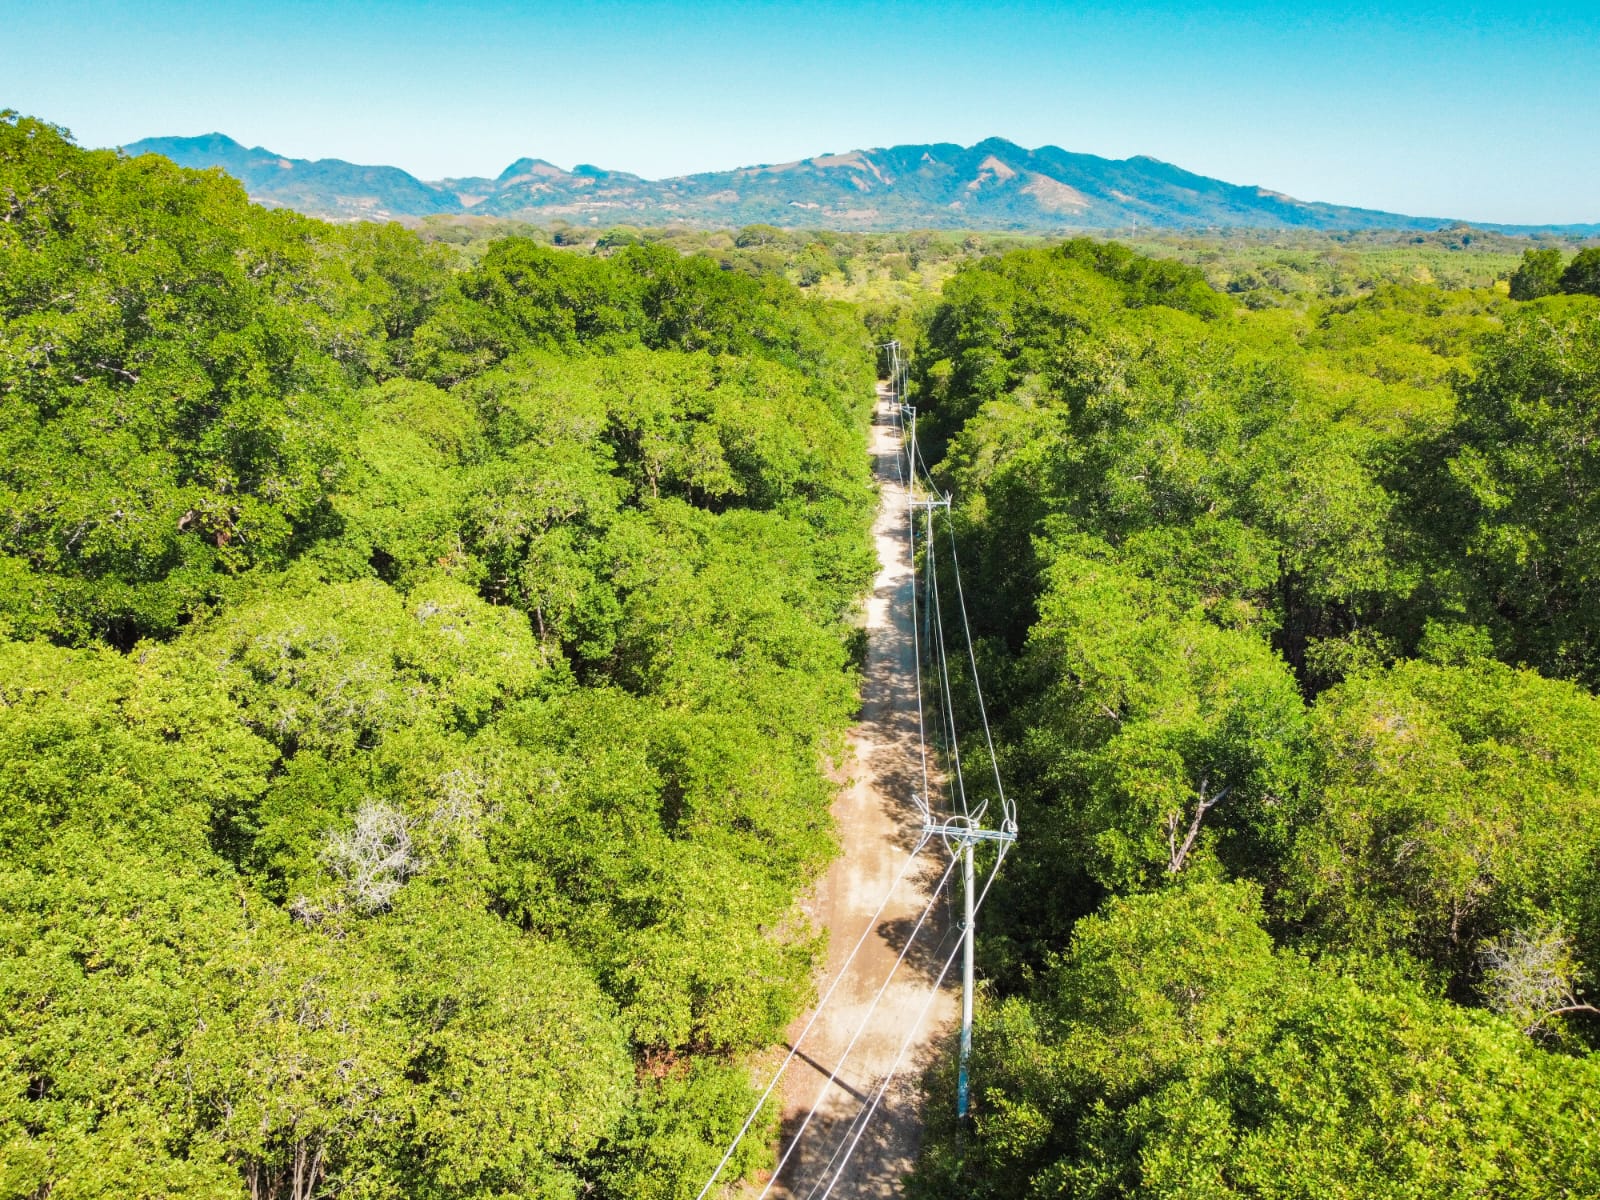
[119,134,1598,233]
[123,134,460,219]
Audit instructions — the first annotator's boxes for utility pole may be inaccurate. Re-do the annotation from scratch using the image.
[957,834,975,1117]
[906,401,916,483]
[915,817,1014,1119]
[881,338,910,412]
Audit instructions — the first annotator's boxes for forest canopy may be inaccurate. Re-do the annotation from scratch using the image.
[903,236,1600,1196]
[0,111,877,1199]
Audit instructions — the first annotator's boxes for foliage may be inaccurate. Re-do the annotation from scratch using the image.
[1560,247,1600,297]
[1287,658,1600,989]
[910,237,1600,1190]
[0,114,359,645]
[1510,247,1566,299]
[0,113,878,1198]
[911,883,1600,1199]
[1442,305,1600,683]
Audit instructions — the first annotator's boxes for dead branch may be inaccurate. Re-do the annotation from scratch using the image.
[1168,779,1231,874]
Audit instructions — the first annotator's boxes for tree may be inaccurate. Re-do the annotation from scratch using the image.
[0,113,357,644]
[1446,308,1600,682]
[1560,246,1600,297]
[733,224,784,249]
[1479,924,1600,1036]
[0,107,885,1199]
[910,883,1600,1200]
[1508,247,1565,300]
[909,238,1600,1195]
[978,537,1311,973]
[1287,657,1600,993]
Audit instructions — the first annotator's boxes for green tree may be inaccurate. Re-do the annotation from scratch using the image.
[912,883,1600,1200]
[1446,307,1600,682]
[1560,246,1600,297]
[1287,657,1600,993]
[0,113,358,644]
[1508,246,1565,300]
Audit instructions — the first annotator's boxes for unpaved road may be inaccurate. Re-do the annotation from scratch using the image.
[761,384,959,1199]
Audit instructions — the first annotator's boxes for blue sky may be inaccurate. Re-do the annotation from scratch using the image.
[6,0,1598,223]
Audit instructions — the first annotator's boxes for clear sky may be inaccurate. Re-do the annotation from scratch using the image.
[5,0,1598,224]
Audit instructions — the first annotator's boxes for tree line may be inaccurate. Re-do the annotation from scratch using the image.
[1509,245,1600,299]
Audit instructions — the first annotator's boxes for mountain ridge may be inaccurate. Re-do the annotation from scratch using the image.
[119,133,1600,234]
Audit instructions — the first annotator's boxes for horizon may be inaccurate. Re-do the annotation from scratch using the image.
[8,0,1600,226]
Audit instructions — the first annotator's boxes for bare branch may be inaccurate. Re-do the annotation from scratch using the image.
[320,799,421,913]
[89,360,140,383]
[1168,781,1230,874]
[1479,925,1595,1035]
[1546,1003,1600,1019]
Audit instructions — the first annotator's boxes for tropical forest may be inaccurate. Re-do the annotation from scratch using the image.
[2,105,1600,1200]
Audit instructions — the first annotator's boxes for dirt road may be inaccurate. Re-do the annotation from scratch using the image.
[763,384,959,1198]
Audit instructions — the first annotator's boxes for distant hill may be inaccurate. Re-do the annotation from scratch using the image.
[120,133,1600,233]
[123,134,458,219]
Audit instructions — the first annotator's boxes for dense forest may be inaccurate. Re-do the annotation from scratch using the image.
[5,106,1600,1200]
[410,216,1573,314]
[903,241,1600,1194]
[0,112,880,1198]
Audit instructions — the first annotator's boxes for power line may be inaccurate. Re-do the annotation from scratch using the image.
[693,830,935,1200]
[910,440,1010,829]
[894,397,931,808]
[912,438,941,500]
[707,355,1016,1195]
[755,848,961,1199]
[944,510,1013,830]
[921,507,961,824]
[925,512,969,818]
[899,363,1017,1123]
[814,842,1013,1198]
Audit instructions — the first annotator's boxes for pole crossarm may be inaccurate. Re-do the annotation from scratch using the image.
[921,821,1017,845]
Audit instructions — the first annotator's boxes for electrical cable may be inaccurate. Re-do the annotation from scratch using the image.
[913,439,941,499]
[924,509,960,823]
[796,919,963,1200]
[902,412,931,809]
[911,439,1008,826]
[706,357,1016,1197]
[814,843,1012,1199]
[754,848,961,1199]
[692,830,934,1200]
[943,510,1012,827]
[925,521,969,817]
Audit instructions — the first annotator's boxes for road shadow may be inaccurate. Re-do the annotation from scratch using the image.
[769,1034,951,1199]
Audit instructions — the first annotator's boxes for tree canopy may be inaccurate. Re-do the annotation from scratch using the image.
[907,237,1600,1195]
[0,111,877,1199]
